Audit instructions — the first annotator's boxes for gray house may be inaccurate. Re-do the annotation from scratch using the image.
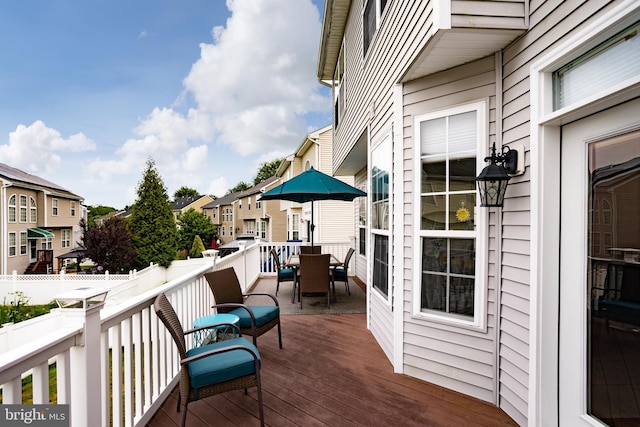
[318,0,640,425]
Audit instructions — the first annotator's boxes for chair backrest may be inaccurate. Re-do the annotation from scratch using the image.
[204,267,244,313]
[154,293,187,359]
[270,248,282,269]
[343,248,355,271]
[300,245,321,254]
[299,254,330,293]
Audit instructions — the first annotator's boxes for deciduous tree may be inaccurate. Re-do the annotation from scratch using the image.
[83,217,135,273]
[177,208,216,251]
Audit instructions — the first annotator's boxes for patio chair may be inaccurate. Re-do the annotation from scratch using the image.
[298,254,332,309]
[270,248,295,297]
[332,248,354,296]
[204,267,283,348]
[153,293,265,427]
[300,245,322,254]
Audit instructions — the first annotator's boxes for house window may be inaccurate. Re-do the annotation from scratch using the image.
[256,199,261,209]
[8,232,16,256]
[8,194,16,222]
[259,220,267,239]
[19,195,27,222]
[247,222,254,235]
[371,134,391,299]
[291,213,300,240]
[20,232,27,255]
[30,197,36,223]
[221,226,225,237]
[363,0,389,56]
[358,183,367,256]
[553,22,640,110]
[52,198,59,216]
[248,197,251,210]
[415,102,486,324]
[70,201,76,217]
[61,229,70,248]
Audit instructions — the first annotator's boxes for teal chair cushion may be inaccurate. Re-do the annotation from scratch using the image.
[187,337,260,394]
[229,305,280,329]
[333,266,347,280]
[278,267,295,280]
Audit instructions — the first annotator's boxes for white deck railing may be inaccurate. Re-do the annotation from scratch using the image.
[0,241,351,426]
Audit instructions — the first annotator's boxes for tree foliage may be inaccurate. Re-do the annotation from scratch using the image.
[87,205,117,228]
[174,186,199,200]
[82,216,135,273]
[177,208,216,251]
[129,159,178,269]
[228,181,251,194]
[189,235,206,258]
[253,158,283,184]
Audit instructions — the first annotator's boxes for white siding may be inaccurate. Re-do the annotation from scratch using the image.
[402,55,501,403]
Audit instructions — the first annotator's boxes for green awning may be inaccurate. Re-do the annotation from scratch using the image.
[28,227,55,238]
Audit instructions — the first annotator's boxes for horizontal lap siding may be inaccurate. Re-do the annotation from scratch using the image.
[402,56,499,402]
[451,0,528,29]
[500,1,617,424]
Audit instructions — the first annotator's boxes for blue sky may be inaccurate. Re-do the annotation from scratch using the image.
[0,0,331,208]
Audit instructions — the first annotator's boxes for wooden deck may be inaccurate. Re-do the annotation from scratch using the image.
[147,313,517,427]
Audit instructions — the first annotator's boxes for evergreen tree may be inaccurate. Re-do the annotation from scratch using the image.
[176,208,216,251]
[83,217,135,273]
[189,235,206,258]
[129,159,177,269]
[173,186,199,200]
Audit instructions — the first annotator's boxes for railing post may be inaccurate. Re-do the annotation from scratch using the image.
[238,241,247,291]
[54,288,109,427]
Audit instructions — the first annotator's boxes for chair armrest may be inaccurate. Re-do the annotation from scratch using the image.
[243,292,280,307]
[181,343,260,366]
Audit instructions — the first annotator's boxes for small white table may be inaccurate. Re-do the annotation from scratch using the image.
[193,313,240,346]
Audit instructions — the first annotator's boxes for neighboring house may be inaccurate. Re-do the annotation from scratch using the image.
[201,192,239,245]
[273,125,359,251]
[171,195,214,221]
[235,177,287,241]
[0,162,85,275]
[318,1,640,426]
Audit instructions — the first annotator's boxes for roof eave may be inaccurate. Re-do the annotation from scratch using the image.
[317,0,351,82]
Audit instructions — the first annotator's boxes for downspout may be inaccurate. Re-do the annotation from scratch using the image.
[493,50,504,406]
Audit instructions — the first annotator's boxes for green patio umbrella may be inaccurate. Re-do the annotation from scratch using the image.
[259,167,366,246]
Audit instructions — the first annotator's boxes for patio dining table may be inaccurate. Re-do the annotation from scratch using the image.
[286,254,343,303]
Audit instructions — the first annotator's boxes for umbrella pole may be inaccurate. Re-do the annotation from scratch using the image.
[310,200,314,247]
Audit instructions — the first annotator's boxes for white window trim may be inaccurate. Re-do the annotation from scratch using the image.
[8,194,16,223]
[52,198,59,216]
[412,100,489,330]
[370,130,393,306]
[529,2,640,425]
[30,197,37,223]
[20,231,27,255]
[70,201,76,217]
[8,232,17,257]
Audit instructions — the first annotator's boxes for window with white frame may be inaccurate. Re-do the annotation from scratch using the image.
[52,198,59,216]
[371,133,391,299]
[415,102,486,324]
[70,201,76,217]
[258,220,267,239]
[291,213,300,240]
[221,226,225,236]
[30,197,36,223]
[20,232,27,255]
[358,183,367,256]
[19,195,27,222]
[8,194,16,222]
[61,229,71,248]
[363,0,389,56]
[8,232,16,256]
[248,197,251,210]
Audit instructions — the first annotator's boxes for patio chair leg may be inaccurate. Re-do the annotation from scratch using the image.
[180,403,188,427]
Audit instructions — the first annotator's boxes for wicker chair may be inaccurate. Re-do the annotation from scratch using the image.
[270,248,295,297]
[204,267,283,348]
[153,293,264,427]
[300,245,321,254]
[332,248,354,296]
[298,254,332,309]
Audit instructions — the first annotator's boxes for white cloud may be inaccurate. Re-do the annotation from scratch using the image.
[0,120,96,173]
[75,0,329,206]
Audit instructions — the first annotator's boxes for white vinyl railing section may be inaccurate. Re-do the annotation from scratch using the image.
[0,241,351,426]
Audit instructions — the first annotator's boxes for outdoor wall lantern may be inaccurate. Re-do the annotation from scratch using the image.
[476,143,523,207]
